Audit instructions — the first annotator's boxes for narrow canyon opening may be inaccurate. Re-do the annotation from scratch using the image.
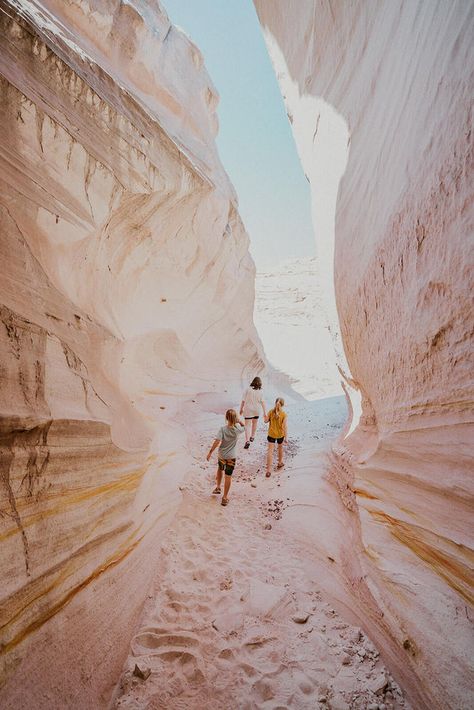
[1,2,472,710]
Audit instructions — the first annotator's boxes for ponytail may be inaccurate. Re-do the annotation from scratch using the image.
[274,397,285,414]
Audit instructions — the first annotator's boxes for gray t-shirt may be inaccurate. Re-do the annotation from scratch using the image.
[216,424,244,459]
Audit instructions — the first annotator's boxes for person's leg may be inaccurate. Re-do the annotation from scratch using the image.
[223,473,232,501]
[214,463,223,492]
[266,441,274,476]
[244,418,251,446]
[222,459,235,504]
[277,440,284,467]
[250,417,258,441]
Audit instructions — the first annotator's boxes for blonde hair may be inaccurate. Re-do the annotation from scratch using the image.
[226,409,238,426]
[274,397,285,414]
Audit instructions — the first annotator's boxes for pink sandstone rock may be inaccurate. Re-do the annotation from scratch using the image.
[254,1,474,708]
[0,2,264,707]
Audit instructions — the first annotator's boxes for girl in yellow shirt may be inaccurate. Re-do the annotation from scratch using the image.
[264,397,287,477]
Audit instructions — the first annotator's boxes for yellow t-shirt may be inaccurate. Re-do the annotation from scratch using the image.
[268,408,286,439]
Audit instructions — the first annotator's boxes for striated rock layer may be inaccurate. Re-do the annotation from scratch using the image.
[254,1,474,708]
[0,1,264,707]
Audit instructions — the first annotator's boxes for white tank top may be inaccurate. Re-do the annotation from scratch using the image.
[242,387,263,417]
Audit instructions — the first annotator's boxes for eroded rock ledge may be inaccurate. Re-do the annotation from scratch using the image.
[254,1,474,708]
[0,2,264,707]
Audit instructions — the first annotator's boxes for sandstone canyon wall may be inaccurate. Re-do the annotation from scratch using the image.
[254,2,474,708]
[0,1,264,707]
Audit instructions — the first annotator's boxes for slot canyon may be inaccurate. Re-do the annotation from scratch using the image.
[0,1,472,709]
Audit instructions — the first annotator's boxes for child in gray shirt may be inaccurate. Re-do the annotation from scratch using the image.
[206,409,245,506]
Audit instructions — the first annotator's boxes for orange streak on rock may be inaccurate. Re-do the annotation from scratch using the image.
[1,531,145,655]
[1,455,164,543]
[371,511,474,605]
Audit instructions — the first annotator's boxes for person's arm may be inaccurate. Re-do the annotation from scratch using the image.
[264,410,270,424]
[240,388,249,416]
[237,415,245,427]
[283,415,288,443]
[206,438,221,461]
[261,397,267,418]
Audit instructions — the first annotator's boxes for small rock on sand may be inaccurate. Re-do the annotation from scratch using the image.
[366,671,388,694]
[292,612,311,624]
[133,664,151,680]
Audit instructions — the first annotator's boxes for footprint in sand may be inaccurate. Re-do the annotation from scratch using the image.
[129,628,207,695]
[192,601,212,616]
[164,586,205,604]
[131,629,199,656]
[240,638,283,678]
[190,567,212,583]
[252,677,278,702]
[217,647,235,660]
[239,661,260,678]
[155,600,194,624]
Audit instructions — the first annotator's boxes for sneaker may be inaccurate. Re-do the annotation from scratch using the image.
[244,441,250,449]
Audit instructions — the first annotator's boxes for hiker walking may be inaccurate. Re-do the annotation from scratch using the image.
[240,376,266,449]
[264,397,287,477]
[206,409,245,506]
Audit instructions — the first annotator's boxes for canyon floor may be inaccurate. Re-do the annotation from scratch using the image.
[112,396,411,710]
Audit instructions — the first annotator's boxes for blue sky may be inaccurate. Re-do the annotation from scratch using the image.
[163,0,315,270]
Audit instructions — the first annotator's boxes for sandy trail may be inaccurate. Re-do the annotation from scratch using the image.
[113,397,410,710]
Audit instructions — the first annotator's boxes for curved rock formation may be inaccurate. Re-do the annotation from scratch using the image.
[254,1,474,708]
[0,1,264,707]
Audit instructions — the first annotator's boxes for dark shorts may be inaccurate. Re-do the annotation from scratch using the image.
[218,457,236,476]
[267,435,284,444]
[244,415,259,420]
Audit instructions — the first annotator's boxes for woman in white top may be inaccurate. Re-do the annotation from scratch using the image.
[239,376,266,449]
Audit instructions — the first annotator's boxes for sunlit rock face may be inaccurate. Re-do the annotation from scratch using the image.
[254,1,474,708]
[0,1,264,706]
